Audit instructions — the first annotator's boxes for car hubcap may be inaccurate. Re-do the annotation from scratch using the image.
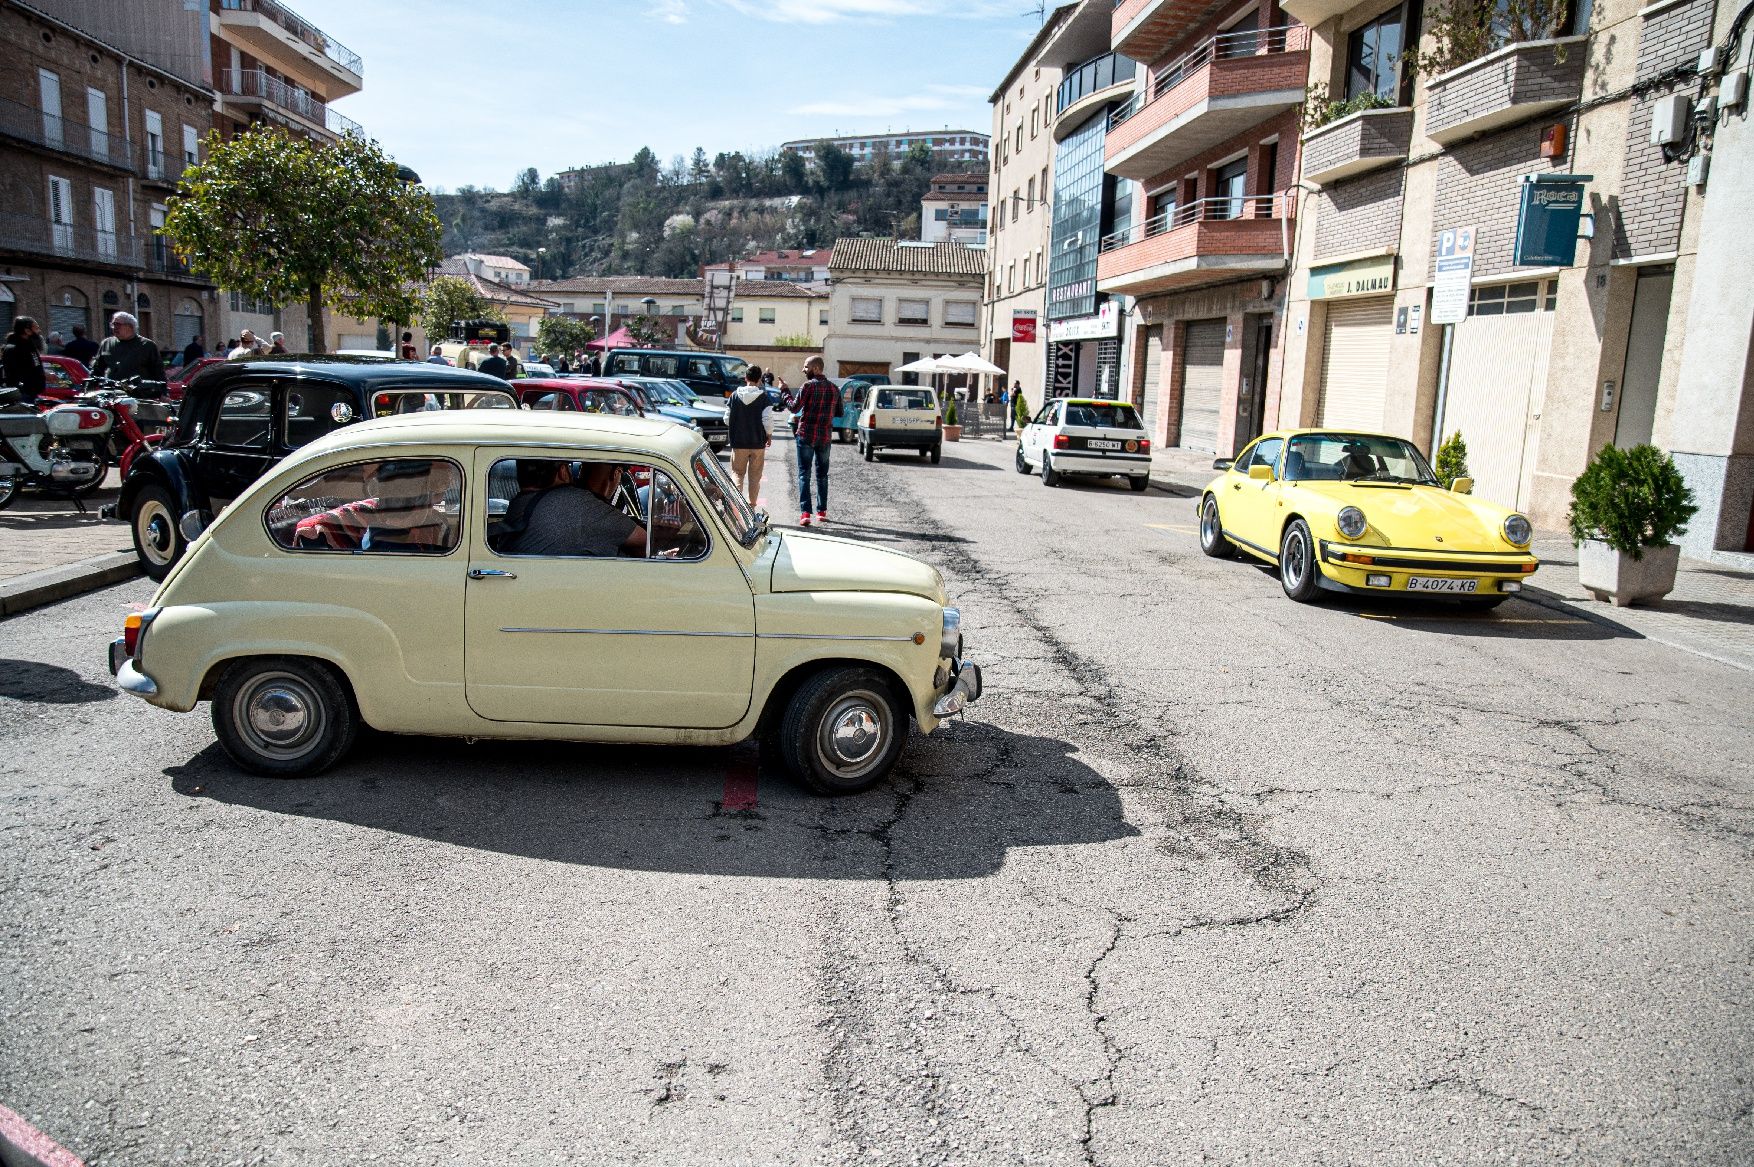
[235,672,325,760]
[1282,530,1306,586]
[817,689,889,781]
[137,501,174,565]
[1202,500,1219,545]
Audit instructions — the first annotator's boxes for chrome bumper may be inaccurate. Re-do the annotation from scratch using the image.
[108,636,158,697]
[932,659,982,718]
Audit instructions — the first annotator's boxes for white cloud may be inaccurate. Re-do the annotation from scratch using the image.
[716,0,1013,23]
[653,0,688,22]
[791,82,985,118]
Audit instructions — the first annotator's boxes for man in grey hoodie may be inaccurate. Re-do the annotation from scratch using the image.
[727,364,777,506]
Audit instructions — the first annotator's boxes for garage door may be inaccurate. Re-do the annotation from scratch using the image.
[1316,297,1394,431]
[1178,319,1225,452]
[1438,281,1556,510]
[1140,325,1163,441]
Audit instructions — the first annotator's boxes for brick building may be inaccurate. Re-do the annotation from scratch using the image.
[0,0,217,362]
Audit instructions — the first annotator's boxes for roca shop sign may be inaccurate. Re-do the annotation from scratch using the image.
[1307,255,1397,300]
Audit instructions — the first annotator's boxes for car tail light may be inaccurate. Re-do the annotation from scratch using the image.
[1053,434,1071,449]
[935,414,943,428]
[1138,439,1151,453]
[123,608,159,657]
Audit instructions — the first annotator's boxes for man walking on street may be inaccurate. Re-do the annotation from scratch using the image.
[62,324,98,367]
[784,355,836,527]
[476,343,509,380]
[91,312,165,382]
[727,364,776,507]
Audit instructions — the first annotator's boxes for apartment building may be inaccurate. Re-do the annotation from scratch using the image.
[921,173,990,244]
[722,281,829,371]
[1273,0,1754,549]
[0,1,217,357]
[782,130,990,170]
[824,239,985,382]
[701,249,832,288]
[1099,0,1307,455]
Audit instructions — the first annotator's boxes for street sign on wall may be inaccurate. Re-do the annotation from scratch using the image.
[1430,226,1476,325]
[1307,255,1396,300]
[1012,310,1037,343]
[1513,176,1588,267]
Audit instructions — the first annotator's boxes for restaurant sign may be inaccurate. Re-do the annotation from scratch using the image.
[1048,300,1119,341]
[1307,255,1396,300]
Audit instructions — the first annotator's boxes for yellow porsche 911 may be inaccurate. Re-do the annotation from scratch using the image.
[1198,429,1538,609]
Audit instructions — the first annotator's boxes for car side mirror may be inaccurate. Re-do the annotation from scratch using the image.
[1212,458,1233,471]
[487,498,509,518]
[1450,477,1474,494]
[1248,464,1273,481]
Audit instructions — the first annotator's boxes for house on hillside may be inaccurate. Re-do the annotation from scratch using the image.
[824,239,985,383]
[921,174,989,245]
[702,249,831,288]
[434,256,557,354]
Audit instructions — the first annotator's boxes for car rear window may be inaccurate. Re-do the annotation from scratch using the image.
[875,389,934,410]
[1065,403,1143,430]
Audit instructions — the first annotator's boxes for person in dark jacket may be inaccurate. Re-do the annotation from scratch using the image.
[783,355,838,526]
[727,364,776,506]
[475,343,509,380]
[181,334,206,368]
[1,316,46,401]
[61,324,99,367]
[90,312,165,382]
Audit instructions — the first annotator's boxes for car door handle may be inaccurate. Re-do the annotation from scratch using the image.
[468,568,517,580]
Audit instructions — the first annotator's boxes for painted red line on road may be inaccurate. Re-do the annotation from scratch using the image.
[721,748,759,812]
[0,1102,86,1167]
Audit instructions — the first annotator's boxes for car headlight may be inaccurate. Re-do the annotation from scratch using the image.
[1503,514,1532,546]
[1336,506,1367,539]
[940,607,962,660]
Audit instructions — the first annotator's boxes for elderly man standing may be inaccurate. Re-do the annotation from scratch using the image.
[90,311,165,382]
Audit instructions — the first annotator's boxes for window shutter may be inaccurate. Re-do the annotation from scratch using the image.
[182,123,199,165]
[944,301,977,326]
[86,88,107,159]
[39,69,62,147]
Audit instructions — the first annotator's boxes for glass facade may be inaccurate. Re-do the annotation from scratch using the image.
[1047,113,1107,322]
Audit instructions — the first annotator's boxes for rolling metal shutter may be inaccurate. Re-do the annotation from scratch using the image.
[1141,325,1163,440]
[1438,303,1555,510]
[1178,319,1225,452]
[1316,298,1394,431]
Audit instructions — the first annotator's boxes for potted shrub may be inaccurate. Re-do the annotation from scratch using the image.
[1566,444,1697,607]
[943,391,962,442]
[1434,431,1470,490]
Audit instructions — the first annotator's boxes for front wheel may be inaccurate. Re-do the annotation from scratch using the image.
[0,472,17,511]
[1128,475,1148,492]
[1199,495,1235,558]
[212,656,358,778]
[778,666,908,795]
[1279,518,1322,602]
[130,483,185,580]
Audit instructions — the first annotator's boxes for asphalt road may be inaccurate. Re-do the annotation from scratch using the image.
[2,434,1750,1166]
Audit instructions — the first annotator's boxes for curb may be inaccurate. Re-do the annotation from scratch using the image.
[0,552,140,618]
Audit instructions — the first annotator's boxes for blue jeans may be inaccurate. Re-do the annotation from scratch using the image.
[796,439,830,513]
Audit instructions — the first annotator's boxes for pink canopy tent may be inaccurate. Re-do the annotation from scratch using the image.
[586,326,635,351]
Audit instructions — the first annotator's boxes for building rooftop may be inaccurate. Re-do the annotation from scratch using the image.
[433,258,558,309]
[530,276,706,296]
[829,238,987,277]
[733,280,828,299]
[930,173,989,185]
[462,253,530,272]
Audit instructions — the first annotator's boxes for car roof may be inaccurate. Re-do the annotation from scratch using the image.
[1256,428,1409,442]
[185,355,510,396]
[288,408,701,462]
[1060,398,1136,407]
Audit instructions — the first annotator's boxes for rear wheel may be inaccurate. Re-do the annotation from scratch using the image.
[0,473,17,512]
[1128,475,1149,492]
[1199,494,1235,558]
[930,445,941,465]
[1041,455,1060,487]
[130,483,184,580]
[1279,518,1322,603]
[778,666,908,795]
[212,656,358,778]
[863,440,875,462]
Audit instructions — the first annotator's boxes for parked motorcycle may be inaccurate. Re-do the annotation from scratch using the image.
[0,387,114,510]
[79,377,174,477]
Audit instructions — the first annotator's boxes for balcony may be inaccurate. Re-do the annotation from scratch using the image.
[1299,106,1414,185]
[1423,36,1585,145]
[1106,25,1310,181]
[218,69,362,140]
[1277,0,1355,31]
[215,0,363,98]
[0,94,129,172]
[1057,52,1137,138]
[0,213,142,270]
[1112,0,1244,63]
[1096,192,1291,296]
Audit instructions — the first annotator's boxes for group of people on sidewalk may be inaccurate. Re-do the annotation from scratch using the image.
[3,312,168,399]
[724,354,839,527]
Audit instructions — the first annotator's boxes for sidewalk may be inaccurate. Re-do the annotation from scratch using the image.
[0,473,138,618]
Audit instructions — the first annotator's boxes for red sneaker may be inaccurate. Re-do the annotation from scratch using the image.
[799,512,812,527]
[815,510,828,523]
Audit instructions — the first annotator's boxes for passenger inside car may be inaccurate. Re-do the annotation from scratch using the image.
[285,460,458,552]
[495,459,646,558]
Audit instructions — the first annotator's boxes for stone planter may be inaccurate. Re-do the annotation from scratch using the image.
[1299,107,1414,186]
[1576,539,1681,606]
[1423,36,1585,145]
[943,425,963,442]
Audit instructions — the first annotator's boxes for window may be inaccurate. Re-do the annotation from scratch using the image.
[995,200,1005,230]
[897,298,929,324]
[691,449,759,547]
[1027,176,1036,208]
[758,306,776,324]
[47,175,73,253]
[1008,262,1016,293]
[608,353,642,375]
[850,296,883,323]
[818,309,829,327]
[92,187,116,260]
[1247,436,1284,476]
[212,386,274,449]
[1346,7,1406,102]
[668,304,687,315]
[944,302,977,327]
[267,459,463,554]
[38,69,62,149]
[901,351,921,386]
[685,357,718,380]
[644,355,680,377]
[182,123,199,166]
[86,88,107,160]
[1211,157,1248,220]
[730,306,744,322]
[144,110,164,179]
[1022,256,1031,286]
[486,458,708,560]
[1468,281,1547,316]
[529,391,577,411]
[285,382,367,447]
[1013,189,1022,217]
[935,208,949,221]
[1041,166,1048,204]
[1031,107,1039,138]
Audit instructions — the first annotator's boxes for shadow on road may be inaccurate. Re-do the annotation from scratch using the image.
[0,658,118,703]
[830,522,972,545]
[1328,594,1644,640]
[165,724,1138,881]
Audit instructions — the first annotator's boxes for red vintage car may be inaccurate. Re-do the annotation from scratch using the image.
[514,378,646,417]
[38,355,89,401]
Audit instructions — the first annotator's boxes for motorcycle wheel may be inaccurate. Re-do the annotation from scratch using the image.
[0,475,17,512]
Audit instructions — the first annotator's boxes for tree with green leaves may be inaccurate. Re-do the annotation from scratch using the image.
[535,315,595,361]
[163,124,442,353]
[418,275,503,349]
[1433,431,1470,489]
[815,141,855,192]
[626,314,669,348]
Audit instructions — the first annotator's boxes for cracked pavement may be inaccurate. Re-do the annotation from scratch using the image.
[1,435,1750,1165]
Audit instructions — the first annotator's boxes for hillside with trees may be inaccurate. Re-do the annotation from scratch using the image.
[432,141,961,279]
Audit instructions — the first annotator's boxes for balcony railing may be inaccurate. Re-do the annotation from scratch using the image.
[325,106,363,138]
[218,0,363,78]
[0,212,142,267]
[220,68,360,137]
[0,93,124,168]
[1100,191,1292,251]
[1110,24,1310,129]
[1058,53,1137,114]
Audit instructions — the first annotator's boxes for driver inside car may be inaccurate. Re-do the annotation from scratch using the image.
[501,459,649,558]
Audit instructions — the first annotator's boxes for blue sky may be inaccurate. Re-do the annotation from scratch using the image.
[288,0,1043,191]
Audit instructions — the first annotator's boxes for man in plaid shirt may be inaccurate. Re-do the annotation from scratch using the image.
[785,355,839,526]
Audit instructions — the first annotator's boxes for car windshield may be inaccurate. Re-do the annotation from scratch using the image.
[1284,433,1437,484]
[1065,403,1143,430]
[875,389,934,410]
[662,379,705,403]
[642,381,689,407]
[722,358,748,381]
[691,449,761,547]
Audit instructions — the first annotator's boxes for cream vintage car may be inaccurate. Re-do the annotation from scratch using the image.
[107,410,981,795]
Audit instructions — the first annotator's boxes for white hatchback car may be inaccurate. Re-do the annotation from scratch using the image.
[1016,397,1152,490]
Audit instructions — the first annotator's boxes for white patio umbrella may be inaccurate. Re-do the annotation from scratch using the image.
[942,351,1006,375]
[893,355,946,374]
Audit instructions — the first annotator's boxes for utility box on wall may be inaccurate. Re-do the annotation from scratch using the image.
[1650,94,1691,145]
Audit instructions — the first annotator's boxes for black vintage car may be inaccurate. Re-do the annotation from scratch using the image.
[117,356,516,577]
